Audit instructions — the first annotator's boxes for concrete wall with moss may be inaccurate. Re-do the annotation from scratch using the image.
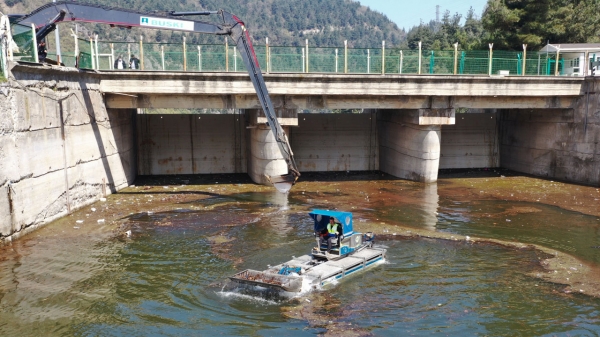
[499,78,600,186]
[0,64,136,244]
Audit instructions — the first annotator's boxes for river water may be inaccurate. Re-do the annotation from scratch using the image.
[1,170,600,336]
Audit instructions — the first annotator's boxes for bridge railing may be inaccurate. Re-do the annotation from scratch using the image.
[19,30,573,76]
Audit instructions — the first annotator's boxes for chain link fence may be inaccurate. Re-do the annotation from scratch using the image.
[8,29,577,77]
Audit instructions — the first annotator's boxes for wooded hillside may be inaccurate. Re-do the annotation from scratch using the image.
[1,0,406,48]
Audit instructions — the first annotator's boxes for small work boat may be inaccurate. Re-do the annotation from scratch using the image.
[229,210,386,294]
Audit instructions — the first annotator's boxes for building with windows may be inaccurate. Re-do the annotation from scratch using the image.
[540,43,600,76]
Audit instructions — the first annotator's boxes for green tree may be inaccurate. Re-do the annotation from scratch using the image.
[481,0,600,50]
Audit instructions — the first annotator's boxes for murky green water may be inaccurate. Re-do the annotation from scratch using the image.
[1,172,600,336]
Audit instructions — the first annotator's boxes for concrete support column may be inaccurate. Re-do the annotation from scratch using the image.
[246,109,298,185]
[248,124,290,185]
[378,110,443,183]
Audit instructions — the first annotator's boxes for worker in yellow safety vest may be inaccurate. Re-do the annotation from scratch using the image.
[327,217,339,252]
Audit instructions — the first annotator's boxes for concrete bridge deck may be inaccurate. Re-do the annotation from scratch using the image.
[97,71,583,110]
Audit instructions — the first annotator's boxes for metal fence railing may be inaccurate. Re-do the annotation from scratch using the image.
[6,26,579,77]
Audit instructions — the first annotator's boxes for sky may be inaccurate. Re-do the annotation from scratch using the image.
[356,0,489,30]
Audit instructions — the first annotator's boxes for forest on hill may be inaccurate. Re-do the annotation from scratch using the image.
[406,0,600,51]
[1,0,406,48]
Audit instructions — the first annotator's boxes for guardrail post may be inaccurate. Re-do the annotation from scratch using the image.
[305,39,309,73]
[234,46,237,71]
[302,47,305,72]
[522,44,527,76]
[94,34,99,69]
[265,37,269,73]
[453,42,458,75]
[367,49,370,73]
[381,40,385,75]
[89,37,94,69]
[70,29,78,67]
[31,24,39,63]
[110,43,114,70]
[1,15,14,73]
[1,15,9,77]
[183,36,187,71]
[127,43,130,66]
[0,35,5,78]
[161,45,165,70]
[197,45,201,71]
[584,50,589,76]
[400,50,403,74]
[555,48,560,76]
[335,48,338,73]
[488,43,493,76]
[139,35,144,70]
[52,0,61,64]
[344,40,348,74]
[418,41,422,75]
[225,37,229,72]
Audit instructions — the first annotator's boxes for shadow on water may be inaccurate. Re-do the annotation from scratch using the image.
[132,171,398,186]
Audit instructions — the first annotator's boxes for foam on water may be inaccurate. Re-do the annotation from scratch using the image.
[217,290,280,305]
[296,275,321,296]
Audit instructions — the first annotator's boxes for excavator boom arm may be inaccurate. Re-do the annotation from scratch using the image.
[14,1,300,192]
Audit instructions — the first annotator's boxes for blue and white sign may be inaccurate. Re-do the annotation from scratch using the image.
[140,17,194,31]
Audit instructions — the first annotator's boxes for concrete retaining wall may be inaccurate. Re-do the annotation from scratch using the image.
[291,113,378,172]
[137,113,246,175]
[440,112,499,169]
[499,85,600,186]
[0,65,136,244]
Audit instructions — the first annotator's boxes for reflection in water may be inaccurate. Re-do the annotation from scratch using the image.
[421,183,440,231]
[269,191,293,236]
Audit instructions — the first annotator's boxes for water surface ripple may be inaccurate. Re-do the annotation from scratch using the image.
[1,172,599,336]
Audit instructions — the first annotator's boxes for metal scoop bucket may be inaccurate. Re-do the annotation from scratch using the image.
[266,173,298,194]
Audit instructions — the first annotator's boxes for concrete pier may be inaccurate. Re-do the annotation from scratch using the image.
[378,113,441,183]
[248,125,290,185]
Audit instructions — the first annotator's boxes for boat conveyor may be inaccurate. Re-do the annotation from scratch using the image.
[229,210,386,294]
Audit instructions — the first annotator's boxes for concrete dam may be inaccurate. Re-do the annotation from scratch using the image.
[1,63,599,243]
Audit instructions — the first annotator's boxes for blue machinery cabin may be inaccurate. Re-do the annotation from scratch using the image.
[309,209,374,259]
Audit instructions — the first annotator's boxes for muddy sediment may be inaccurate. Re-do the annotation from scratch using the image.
[355,221,600,298]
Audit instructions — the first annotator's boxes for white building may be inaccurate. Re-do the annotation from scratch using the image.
[540,43,600,76]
